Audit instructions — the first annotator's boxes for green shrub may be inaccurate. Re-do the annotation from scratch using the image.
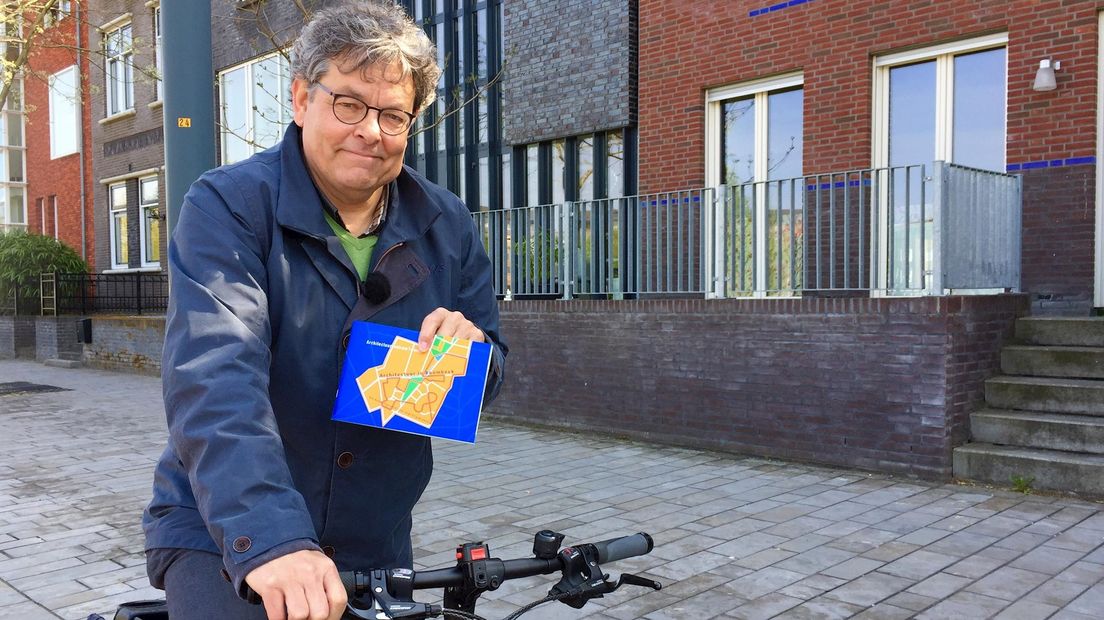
[0,231,89,313]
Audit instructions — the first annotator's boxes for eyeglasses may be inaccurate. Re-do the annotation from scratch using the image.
[314,82,415,136]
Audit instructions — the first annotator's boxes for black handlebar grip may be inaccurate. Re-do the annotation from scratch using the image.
[244,585,263,605]
[339,570,357,595]
[593,532,654,564]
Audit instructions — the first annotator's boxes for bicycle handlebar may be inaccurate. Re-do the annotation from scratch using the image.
[250,532,659,619]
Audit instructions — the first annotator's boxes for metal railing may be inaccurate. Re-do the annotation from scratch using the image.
[473,162,1022,299]
[39,272,169,315]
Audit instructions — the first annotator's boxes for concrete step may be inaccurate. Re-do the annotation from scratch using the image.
[985,375,1104,415]
[1015,316,1104,347]
[1002,345,1104,380]
[953,442,1104,496]
[970,409,1104,454]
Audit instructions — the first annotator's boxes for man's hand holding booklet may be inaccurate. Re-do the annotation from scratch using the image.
[332,321,493,443]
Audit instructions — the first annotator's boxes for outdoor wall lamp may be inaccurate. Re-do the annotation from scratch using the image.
[1033,58,1060,92]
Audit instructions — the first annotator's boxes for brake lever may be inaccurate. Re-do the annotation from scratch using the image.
[548,545,662,609]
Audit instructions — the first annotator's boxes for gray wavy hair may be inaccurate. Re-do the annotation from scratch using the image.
[291,1,441,113]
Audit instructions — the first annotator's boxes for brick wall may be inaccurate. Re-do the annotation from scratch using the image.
[637,0,1103,307]
[34,316,82,362]
[0,317,35,359]
[211,0,318,72]
[503,0,636,144]
[23,8,96,268]
[485,294,1028,478]
[82,315,164,376]
[1020,165,1096,314]
[87,0,166,273]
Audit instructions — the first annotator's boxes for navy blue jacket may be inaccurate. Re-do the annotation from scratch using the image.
[143,124,506,594]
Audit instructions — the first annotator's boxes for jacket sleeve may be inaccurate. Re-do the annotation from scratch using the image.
[457,214,508,404]
[162,169,319,593]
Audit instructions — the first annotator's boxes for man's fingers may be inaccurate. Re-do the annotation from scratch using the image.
[323,569,349,620]
[419,308,485,350]
[418,307,449,351]
[283,584,311,620]
[261,588,287,620]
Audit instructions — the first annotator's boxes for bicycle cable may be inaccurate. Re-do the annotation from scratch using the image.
[440,609,487,620]
[500,591,574,620]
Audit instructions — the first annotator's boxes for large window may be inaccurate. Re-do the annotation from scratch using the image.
[109,183,128,269]
[513,129,631,207]
[404,0,509,211]
[153,6,162,102]
[139,176,160,267]
[706,74,804,295]
[219,52,291,164]
[104,22,134,116]
[872,34,1007,291]
[0,69,26,231]
[49,66,80,158]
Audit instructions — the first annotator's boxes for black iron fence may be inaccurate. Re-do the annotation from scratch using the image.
[38,272,169,316]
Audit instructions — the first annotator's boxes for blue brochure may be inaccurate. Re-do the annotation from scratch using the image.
[332,321,493,443]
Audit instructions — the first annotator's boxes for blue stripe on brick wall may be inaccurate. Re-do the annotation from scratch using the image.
[750,0,813,18]
[1006,156,1096,172]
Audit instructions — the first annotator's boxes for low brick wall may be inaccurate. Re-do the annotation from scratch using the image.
[35,316,84,362]
[83,315,165,375]
[0,316,36,359]
[485,294,1029,479]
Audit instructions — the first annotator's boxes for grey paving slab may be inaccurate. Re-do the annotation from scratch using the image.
[2,358,1104,620]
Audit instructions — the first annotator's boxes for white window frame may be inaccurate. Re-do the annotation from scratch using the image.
[103,20,135,117]
[704,72,804,298]
[871,33,1008,294]
[0,72,27,232]
[109,182,128,270]
[152,4,162,102]
[138,176,160,268]
[49,65,80,159]
[218,51,292,164]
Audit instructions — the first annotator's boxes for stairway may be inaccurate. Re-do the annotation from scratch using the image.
[952,316,1104,496]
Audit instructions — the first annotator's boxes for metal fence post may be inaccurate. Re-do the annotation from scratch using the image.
[561,202,572,300]
[929,161,945,296]
[136,273,144,316]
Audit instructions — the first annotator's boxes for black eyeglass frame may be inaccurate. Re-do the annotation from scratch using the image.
[313,82,416,135]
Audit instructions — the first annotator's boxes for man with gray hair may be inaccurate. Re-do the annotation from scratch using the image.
[142,2,506,619]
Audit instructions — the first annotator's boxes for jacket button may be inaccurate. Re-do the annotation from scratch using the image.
[337,452,354,469]
[232,536,252,553]
[322,545,336,558]
[342,334,350,350]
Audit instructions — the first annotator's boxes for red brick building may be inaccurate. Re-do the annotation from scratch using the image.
[22,3,96,269]
[638,0,1104,313]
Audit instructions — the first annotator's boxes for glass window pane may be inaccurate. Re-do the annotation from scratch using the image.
[551,139,565,204]
[144,208,160,263]
[8,186,23,224]
[7,149,22,182]
[141,178,158,204]
[479,155,489,210]
[607,131,623,198]
[578,136,594,201]
[722,97,755,184]
[526,144,539,206]
[253,56,284,150]
[221,67,250,164]
[111,184,126,209]
[953,48,1006,171]
[6,112,21,146]
[114,212,128,265]
[501,151,511,208]
[888,60,936,167]
[767,88,802,180]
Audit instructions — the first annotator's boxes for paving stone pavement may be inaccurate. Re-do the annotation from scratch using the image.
[1,358,1103,619]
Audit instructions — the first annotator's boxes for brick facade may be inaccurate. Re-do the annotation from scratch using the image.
[23,7,96,268]
[503,0,636,144]
[638,0,1104,309]
[88,0,166,273]
[486,294,1028,478]
[82,315,164,375]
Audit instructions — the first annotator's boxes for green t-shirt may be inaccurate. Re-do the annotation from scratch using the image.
[324,212,378,280]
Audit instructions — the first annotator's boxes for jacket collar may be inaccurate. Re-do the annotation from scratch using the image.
[275,123,441,249]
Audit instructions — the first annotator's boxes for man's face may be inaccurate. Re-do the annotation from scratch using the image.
[292,60,416,208]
